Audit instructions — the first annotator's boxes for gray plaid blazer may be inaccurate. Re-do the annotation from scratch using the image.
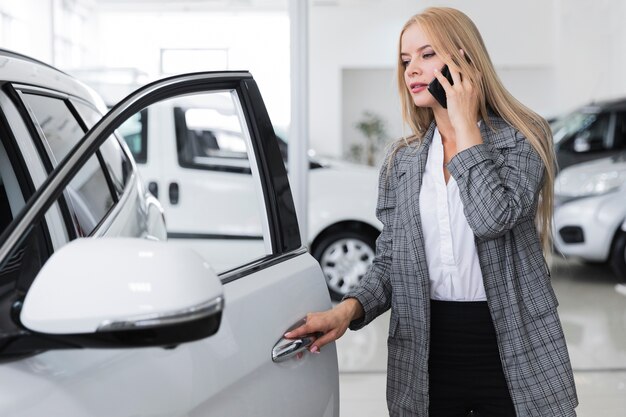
[346,115,578,416]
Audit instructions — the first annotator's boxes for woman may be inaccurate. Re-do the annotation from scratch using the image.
[286,7,578,417]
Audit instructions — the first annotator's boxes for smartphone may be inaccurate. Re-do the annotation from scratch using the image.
[427,65,454,108]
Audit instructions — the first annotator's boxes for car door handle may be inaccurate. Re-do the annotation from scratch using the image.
[272,318,323,363]
[148,181,159,199]
[169,182,179,205]
[272,333,322,363]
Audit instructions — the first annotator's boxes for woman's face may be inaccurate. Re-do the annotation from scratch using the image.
[400,23,445,108]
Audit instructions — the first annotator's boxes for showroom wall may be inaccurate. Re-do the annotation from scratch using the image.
[92,3,290,126]
[0,0,97,68]
[310,0,626,160]
[1,0,625,164]
[0,0,54,62]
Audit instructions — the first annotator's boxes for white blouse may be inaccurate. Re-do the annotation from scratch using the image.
[419,127,487,301]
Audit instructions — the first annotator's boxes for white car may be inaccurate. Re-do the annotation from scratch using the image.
[0,50,338,416]
[553,152,626,279]
[118,98,382,300]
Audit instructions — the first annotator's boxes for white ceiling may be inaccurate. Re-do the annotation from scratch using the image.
[95,0,287,12]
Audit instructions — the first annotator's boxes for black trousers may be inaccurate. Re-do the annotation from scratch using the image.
[428,300,516,417]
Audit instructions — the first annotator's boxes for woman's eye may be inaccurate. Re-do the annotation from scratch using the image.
[423,52,435,59]
[402,60,410,67]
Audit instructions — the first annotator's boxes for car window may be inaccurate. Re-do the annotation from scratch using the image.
[0,139,25,237]
[173,97,251,173]
[557,111,611,153]
[613,112,626,151]
[20,93,115,236]
[71,100,133,196]
[142,90,273,270]
[117,110,148,164]
[553,111,598,146]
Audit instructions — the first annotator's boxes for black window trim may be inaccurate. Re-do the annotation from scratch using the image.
[238,78,301,253]
[65,99,119,205]
[68,97,139,196]
[4,83,77,240]
[9,84,120,238]
[0,85,55,346]
[0,87,53,260]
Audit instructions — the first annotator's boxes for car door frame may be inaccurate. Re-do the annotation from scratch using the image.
[0,72,300,267]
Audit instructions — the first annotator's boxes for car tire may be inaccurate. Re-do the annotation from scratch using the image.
[610,229,626,281]
[312,231,376,302]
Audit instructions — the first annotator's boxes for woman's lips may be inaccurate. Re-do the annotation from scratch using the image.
[410,82,428,94]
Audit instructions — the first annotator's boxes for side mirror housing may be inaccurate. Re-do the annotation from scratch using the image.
[20,238,223,348]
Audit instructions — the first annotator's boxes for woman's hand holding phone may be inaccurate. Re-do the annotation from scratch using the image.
[427,65,454,108]
[431,51,482,151]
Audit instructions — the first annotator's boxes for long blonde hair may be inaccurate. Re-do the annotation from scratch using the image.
[395,7,555,253]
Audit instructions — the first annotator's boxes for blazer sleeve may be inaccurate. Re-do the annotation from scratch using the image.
[446,129,545,240]
[343,145,398,330]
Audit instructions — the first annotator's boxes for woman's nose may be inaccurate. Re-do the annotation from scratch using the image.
[406,60,421,76]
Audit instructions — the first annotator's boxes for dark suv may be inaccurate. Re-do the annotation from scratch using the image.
[552,98,626,171]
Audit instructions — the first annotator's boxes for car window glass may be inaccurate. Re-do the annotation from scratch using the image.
[553,111,598,145]
[614,112,626,151]
[20,93,88,164]
[574,112,611,152]
[71,100,133,196]
[0,139,25,238]
[173,94,250,172]
[557,111,610,153]
[142,90,272,272]
[20,93,114,236]
[97,138,132,196]
[66,158,114,235]
[117,110,148,164]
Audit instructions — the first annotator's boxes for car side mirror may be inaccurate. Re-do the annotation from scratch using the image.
[20,238,223,348]
[573,136,591,153]
[573,133,605,153]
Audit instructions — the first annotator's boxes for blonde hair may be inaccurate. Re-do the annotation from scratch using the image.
[394,7,555,253]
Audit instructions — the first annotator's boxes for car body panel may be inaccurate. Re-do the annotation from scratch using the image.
[553,153,626,261]
[2,252,336,417]
[554,191,626,260]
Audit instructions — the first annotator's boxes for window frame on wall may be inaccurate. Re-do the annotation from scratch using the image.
[51,0,92,69]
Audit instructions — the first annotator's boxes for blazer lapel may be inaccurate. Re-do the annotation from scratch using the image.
[400,123,436,297]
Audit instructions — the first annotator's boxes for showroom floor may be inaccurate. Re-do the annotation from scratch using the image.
[335,257,626,417]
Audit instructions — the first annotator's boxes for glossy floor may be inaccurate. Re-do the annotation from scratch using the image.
[336,257,626,416]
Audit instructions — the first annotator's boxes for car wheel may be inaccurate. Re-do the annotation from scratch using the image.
[610,229,626,280]
[312,231,376,301]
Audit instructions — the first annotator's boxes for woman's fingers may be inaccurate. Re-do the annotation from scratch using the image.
[283,309,348,352]
[310,328,344,351]
[433,67,453,93]
[447,59,463,86]
[284,311,329,338]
